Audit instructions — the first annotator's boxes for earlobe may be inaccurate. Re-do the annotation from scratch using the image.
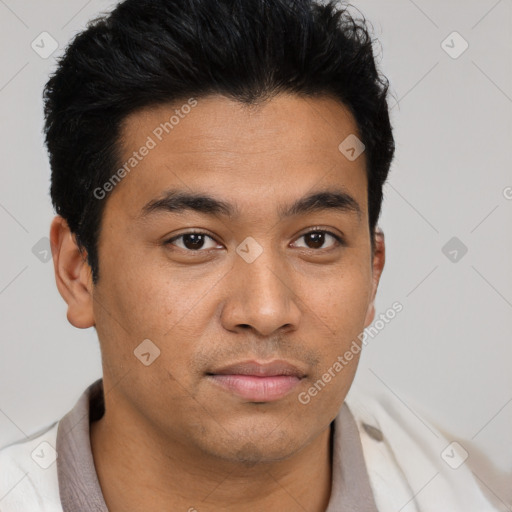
[50,215,95,329]
[364,303,376,327]
[363,227,386,328]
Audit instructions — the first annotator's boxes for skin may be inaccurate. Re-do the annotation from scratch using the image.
[50,93,385,512]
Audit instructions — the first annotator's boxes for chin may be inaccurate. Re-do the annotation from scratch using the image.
[222,439,302,466]
[199,422,310,466]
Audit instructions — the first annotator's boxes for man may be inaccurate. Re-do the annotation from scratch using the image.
[0,0,499,510]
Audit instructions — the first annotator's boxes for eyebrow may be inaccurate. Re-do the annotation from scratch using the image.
[139,188,362,221]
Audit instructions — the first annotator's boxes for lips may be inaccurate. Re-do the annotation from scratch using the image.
[207,360,306,402]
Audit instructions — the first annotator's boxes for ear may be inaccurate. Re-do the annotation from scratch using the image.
[50,215,95,329]
[363,227,386,327]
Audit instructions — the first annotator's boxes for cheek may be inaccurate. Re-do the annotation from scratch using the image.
[95,255,221,375]
[303,261,372,338]
[298,259,372,408]
[99,249,193,334]
[93,262,206,407]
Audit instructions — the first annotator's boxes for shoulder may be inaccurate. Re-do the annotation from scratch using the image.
[0,421,63,512]
[345,386,501,512]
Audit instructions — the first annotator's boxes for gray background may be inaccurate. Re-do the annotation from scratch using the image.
[0,0,511,508]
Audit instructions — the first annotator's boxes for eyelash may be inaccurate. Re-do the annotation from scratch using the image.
[164,228,345,252]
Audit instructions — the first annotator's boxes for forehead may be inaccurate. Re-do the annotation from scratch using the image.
[120,93,361,156]
[108,93,368,220]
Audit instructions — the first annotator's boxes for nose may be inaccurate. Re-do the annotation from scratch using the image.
[220,247,302,337]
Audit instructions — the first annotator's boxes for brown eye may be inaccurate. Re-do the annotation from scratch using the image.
[166,232,220,251]
[304,232,326,249]
[293,230,342,250]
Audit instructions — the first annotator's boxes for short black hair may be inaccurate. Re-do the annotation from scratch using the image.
[43,0,395,283]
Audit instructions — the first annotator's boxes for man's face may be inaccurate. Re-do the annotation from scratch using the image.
[90,93,382,463]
